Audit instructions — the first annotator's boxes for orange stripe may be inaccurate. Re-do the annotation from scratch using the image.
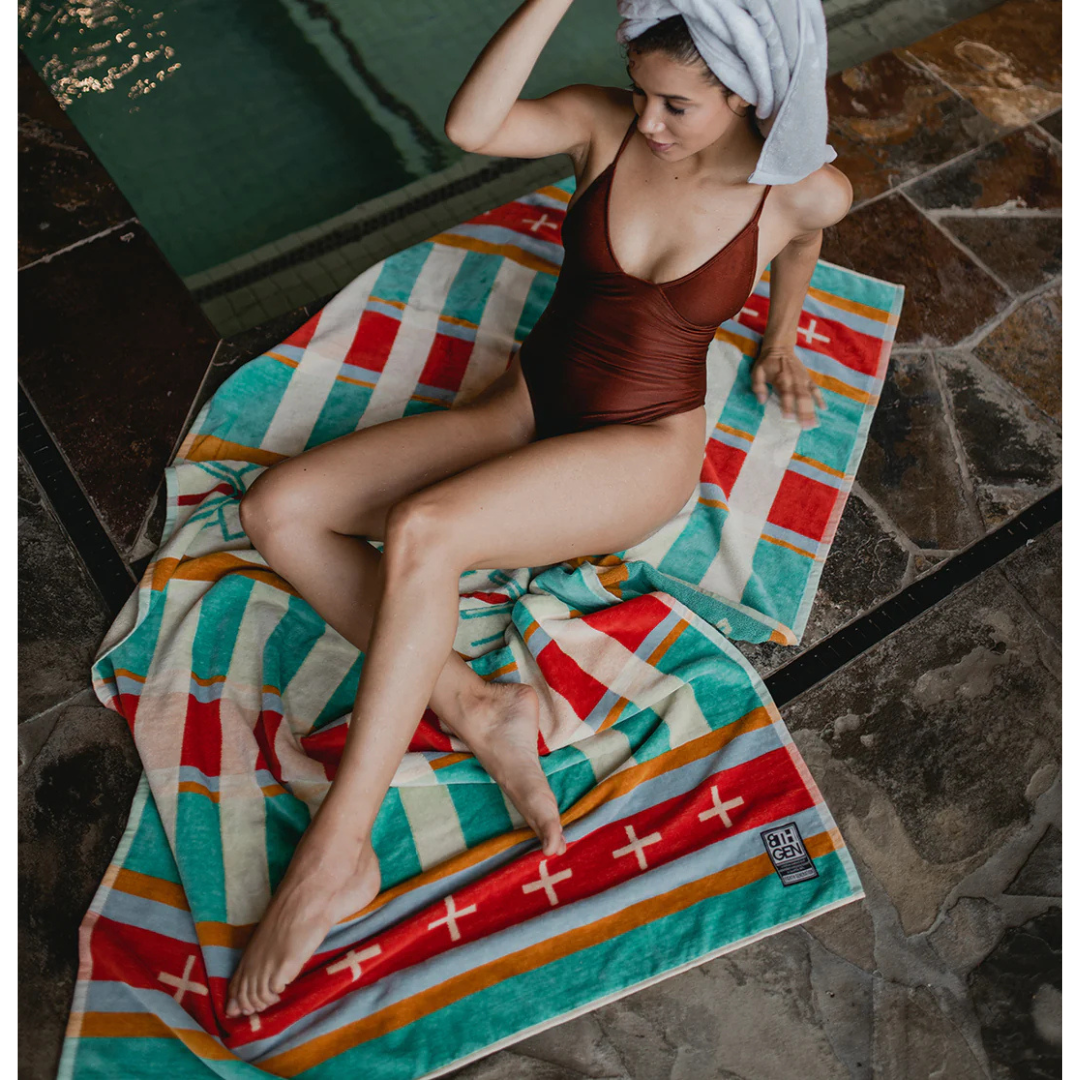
[112,868,190,912]
[369,295,406,311]
[714,421,754,443]
[336,373,377,389]
[715,327,759,356]
[265,350,299,368]
[810,370,874,405]
[430,752,473,771]
[179,433,286,467]
[597,694,632,732]
[113,667,147,684]
[761,534,817,560]
[165,553,301,596]
[791,452,846,479]
[73,1013,235,1059]
[769,627,797,645]
[698,497,730,511]
[536,185,570,204]
[178,780,219,803]
[646,618,687,667]
[430,232,561,277]
[439,313,479,330]
[265,827,838,1075]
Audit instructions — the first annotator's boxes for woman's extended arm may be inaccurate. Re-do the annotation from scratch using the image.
[444,0,580,156]
[751,166,853,427]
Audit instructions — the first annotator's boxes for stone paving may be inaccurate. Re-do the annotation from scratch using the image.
[18,2,1061,1078]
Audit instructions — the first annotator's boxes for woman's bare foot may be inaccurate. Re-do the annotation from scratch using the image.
[444,682,566,856]
[224,830,381,1018]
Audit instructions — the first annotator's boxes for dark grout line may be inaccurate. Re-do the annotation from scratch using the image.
[18,384,136,618]
[765,487,1061,706]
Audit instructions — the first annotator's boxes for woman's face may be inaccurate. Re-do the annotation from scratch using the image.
[625,48,747,159]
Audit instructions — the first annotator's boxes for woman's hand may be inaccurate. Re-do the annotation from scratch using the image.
[750,344,826,429]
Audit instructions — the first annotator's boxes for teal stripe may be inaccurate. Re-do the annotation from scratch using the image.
[741,538,815,628]
[190,576,255,681]
[200,356,295,450]
[374,243,432,305]
[370,789,423,891]
[659,503,725,582]
[447,250,501,326]
[263,595,328,697]
[447,781,515,849]
[68,1037,256,1078]
[113,790,181,886]
[175,791,227,924]
[514,270,557,342]
[305,378,374,449]
[811,259,902,315]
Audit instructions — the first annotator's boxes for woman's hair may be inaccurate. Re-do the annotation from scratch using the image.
[623,15,755,120]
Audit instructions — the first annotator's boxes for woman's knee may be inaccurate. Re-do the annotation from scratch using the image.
[239,465,307,549]
[382,492,455,571]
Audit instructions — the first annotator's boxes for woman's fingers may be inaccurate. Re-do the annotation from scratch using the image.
[750,361,770,405]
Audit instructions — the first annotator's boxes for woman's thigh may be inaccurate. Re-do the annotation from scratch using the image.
[390,409,706,572]
[245,353,537,539]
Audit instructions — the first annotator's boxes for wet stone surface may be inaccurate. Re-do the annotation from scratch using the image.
[820,194,1011,346]
[973,286,1061,422]
[18,696,142,1080]
[1037,109,1061,142]
[935,350,1061,528]
[826,49,1003,204]
[17,53,135,269]
[998,523,1061,642]
[19,223,218,555]
[856,352,982,550]
[900,0,1062,128]
[780,565,1060,936]
[905,125,1061,211]
[18,452,109,724]
[969,907,1061,1078]
[938,214,1061,295]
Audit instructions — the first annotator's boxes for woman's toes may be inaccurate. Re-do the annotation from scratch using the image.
[225,994,241,1019]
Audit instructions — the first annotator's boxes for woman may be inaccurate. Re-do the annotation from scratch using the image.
[225,0,851,1019]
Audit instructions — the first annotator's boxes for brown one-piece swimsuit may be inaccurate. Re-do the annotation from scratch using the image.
[518,116,772,441]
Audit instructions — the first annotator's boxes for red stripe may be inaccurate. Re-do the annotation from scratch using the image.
[767,470,837,543]
[703,439,746,500]
[418,333,472,393]
[179,695,222,778]
[253,708,286,783]
[283,310,321,349]
[471,201,565,242]
[343,309,399,374]
[463,590,511,604]
[581,594,670,655]
[736,295,885,377]
[177,482,234,506]
[535,637,609,721]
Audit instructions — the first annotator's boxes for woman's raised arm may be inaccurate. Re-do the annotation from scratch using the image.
[444,0,596,160]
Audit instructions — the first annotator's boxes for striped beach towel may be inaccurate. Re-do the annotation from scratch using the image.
[60,177,902,1079]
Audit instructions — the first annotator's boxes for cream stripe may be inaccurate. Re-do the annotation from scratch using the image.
[455,257,537,405]
[261,262,382,455]
[397,784,468,871]
[362,246,469,427]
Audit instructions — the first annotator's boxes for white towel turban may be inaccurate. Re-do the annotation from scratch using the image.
[615,0,837,185]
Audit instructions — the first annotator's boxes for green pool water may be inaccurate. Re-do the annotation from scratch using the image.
[19,0,630,278]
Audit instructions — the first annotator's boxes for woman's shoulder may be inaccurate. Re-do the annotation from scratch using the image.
[771,164,853,234]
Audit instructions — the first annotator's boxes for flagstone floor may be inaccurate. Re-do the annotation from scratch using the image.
[19,2,1060,1078]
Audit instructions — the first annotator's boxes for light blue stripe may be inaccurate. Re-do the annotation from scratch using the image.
[761,520,824,555]
[447,223,564,265]
[786,457,845,489]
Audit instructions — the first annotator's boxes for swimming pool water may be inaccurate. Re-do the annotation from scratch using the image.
[19,0,629,278]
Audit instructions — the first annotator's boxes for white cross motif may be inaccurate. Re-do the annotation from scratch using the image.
[698,786,745,829]
[249,1014,262,1032]
[612,824,662,870]
[428,895,478,942]
[522,859,574,906]
[523,213,559,234]
[158,954,209,1006]
[326,944,382,982]
[739,304,759,320]
[797,318,831,346]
